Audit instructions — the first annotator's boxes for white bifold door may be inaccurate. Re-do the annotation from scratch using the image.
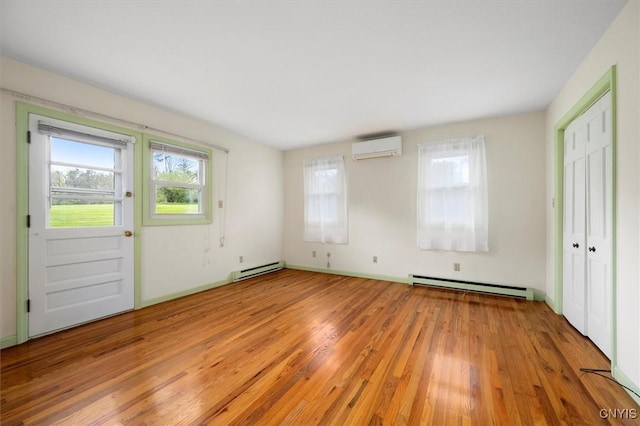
[28,114,135,337]
[563,92,612,358]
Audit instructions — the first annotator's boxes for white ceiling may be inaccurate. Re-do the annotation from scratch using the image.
[0,0,628,150]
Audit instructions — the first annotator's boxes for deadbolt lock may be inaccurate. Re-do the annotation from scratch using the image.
[125,191,133,197]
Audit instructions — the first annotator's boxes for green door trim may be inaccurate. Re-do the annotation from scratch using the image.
[15,102,143,344]
[552,66,617,366]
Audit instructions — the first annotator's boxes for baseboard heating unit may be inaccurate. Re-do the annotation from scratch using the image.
[410,274,533,300]
[232,261,284,282]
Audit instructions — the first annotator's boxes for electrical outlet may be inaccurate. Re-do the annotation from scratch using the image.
[312,250,316,257]
[239,256,244,263]
[454,263,461,272]
[373,256,378,263]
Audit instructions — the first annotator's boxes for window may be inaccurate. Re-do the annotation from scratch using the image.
[38,121,134,228]
[417,136,488,252]
[303,155,348,243]
[143,135,212,225]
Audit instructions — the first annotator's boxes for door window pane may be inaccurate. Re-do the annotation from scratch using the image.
[51,137,115,169]
[48,137,122,228]
[49,201,117,227]
[51,166,115,192]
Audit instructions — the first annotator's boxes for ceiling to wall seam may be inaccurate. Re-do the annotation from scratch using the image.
[1,87,230,154]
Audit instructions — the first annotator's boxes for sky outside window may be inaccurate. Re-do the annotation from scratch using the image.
[51,137,115,169]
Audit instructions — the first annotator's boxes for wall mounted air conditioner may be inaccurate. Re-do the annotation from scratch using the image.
[352,135,402,160]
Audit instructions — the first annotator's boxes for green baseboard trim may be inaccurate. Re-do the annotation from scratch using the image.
[613,366,640,406]
[284,264,409,285]
[545,295,562,314]
[284,265,550,302]
[139,277,233,308]
[1,335,18,349]
[533,290,547,302]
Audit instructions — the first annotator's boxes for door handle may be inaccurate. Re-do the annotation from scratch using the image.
[588,246,596,252]
[572,243,579,248]
[124,231,133,237]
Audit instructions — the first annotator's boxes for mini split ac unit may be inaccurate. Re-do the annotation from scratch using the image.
[352,135,402,160]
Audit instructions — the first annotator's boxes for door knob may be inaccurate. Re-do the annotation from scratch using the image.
[572,243,579,248]
[588,246,596,252]
[124,231,133,237]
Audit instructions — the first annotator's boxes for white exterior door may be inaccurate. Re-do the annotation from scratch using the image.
[562,92,612,358]
[28,114,135,337]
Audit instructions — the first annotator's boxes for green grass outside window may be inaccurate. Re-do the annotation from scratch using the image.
[50,203,198,227]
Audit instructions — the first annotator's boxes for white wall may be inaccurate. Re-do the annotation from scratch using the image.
[284,111,547,291]
[545,0,639,391]
[0,57,284,339]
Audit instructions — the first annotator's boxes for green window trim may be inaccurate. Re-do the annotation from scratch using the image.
[142,133,213,226]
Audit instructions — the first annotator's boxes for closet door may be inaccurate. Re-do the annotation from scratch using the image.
[562,91,612,358]
[563,114,587,335]
[585,93,612,358]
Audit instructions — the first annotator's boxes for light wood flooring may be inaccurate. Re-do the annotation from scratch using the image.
[1,269,638,425]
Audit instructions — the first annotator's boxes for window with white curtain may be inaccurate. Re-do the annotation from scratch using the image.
[417,136,488,252]
[303,155,348,244]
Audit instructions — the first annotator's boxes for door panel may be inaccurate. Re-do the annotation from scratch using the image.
[587,259,611,357]
[563,116,587,334]
[585,94,612,358]
[28,114,134,337]
[564,245,587,333]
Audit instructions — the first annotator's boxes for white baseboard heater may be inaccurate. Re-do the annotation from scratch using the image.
[232,261,284,282]
[410,274,534,300]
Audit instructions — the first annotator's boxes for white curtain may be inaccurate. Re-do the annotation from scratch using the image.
[417,136,488,252]
[303,155,348,244]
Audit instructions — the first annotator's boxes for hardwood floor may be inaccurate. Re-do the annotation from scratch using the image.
[1,269,638,425]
